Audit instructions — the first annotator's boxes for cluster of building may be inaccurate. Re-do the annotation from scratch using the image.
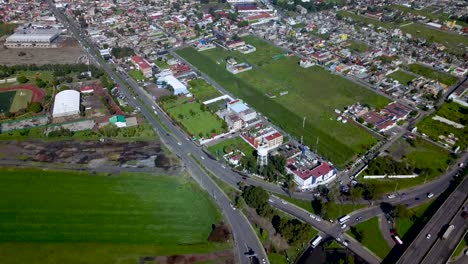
[347,101,412,132]
[240,123,284,151]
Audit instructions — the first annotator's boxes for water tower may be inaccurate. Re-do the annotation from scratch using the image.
[257,147,268,166]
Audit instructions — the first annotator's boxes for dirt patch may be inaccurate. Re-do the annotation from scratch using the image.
[139,250,234,264]
[208,223,231,243]
[0,38,86,66]
[0,140,180,171]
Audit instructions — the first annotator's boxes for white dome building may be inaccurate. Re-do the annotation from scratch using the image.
[52,90,81,118]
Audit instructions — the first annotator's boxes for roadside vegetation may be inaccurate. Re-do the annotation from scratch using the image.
[0,168,227,263]
[395,201,434,237]
[347,217,391,259]
[451,232,468,261]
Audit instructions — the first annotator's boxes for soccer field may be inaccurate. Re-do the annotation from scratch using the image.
[0,168,225,263]
[177,36,389,167]
[10,89,32,112]
[0,91,15,113]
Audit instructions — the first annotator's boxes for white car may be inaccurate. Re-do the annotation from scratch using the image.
[426,234,431,239]
[310,214,316,219]
[388,194,396,199]
[427,193,434,199]
[201,156,205,160]
[281,200,287,205]
[316,217,321,222]
[341,224,347,229]
[262,258,266,264]
[343,241,349,246]
[177,142,182,146]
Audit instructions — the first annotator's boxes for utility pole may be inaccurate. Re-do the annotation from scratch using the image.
[303,116,306,128]
[316,137,319,154]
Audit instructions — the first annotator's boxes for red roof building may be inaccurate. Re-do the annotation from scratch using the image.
[131,56,152,78]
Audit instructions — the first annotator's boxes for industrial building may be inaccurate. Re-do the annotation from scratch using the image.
[241,123,283,151]
[5,25,61,48]
[287,154,336,190]
[157,74,189,95]
[52,90,81,118]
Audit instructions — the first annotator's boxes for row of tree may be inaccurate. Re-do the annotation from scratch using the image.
[0,64,103,79]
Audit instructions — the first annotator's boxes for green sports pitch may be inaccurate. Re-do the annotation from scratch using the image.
[0,168,226,263]
[0,91,15,113]
[177,36,389,168]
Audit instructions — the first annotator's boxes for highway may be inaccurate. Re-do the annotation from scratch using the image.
[48,2,268,263]
[49,2,468,264]
[397,175,468,264]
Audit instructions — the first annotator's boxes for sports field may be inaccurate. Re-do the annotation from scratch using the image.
[177,36,389,167]
[0,91,15,113]
[162,98,226,138]
[0,168,225,263]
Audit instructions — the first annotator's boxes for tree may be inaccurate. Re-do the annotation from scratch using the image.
[27,102,42,113]
[234,195,245,209]
[242,186,269,209]
[392,204,411,219]
[17,75,28,83]
[311,198,322,216]
[350,226,364,242]
[350,186,364,204]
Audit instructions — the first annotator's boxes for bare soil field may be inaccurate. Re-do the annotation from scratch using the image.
[0,38,86,66]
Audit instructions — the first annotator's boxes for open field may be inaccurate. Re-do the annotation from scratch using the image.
[339,11,468,55]
[0,168,226,263]
[362,138,453,192]
[0,39,86,66]
[162,98,226,138]
[189,79,223,102]
[208,136,256,159]
[390,4,468,27]
[0,23,16,37]
[348,40,369,53]
[408,64,459,86]
[0,91,15,113]
[417,102,468,150]
[9,89,32,112]
[396,200,433,237]
[128,69,145,81]
[347,217,391,259]
[177,36,389,168]
[388,70,417,85]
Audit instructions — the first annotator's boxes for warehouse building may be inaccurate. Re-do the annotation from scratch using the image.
[52,90,81,118]
[5,25,61,48]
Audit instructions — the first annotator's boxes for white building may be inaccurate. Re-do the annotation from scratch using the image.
[157,75,189,95]
[5,26,61,48]
[286,157,336,190]
[52,90,81,118]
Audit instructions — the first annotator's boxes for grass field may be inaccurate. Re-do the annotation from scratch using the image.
[451,232,468,260]
[9,89,32,112]
[128,69,145,81]
[396,200,433,237]
[207,136,256,159]
[0,168,225,263]
[348,40,369,53]
[408,64,459,86]
[0,91,15,113]
[417,102,468,150]
[189,79,223,102]
[362,138,452,193]
[177,35,389,168]
[347,217,391,259]
[162,98,226,138]
[0,23,16,37]
[388,70,417,85]
[268,253,288,264]
[390,4,468,28]
[338,11,395,29]
[278,195,365,220]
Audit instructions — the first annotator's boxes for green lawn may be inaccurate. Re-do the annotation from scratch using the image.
[0,23,16,37]
[451,232,468,260]
[268,253,288,264]
[10,89,32,112]
[177,35,389,168]
[0,168,226,263]
[128,69,145,81]
[188,79,223,102]
[408,64,459,86]
[155,59,170,69]
[388,70,417,85]
[396,200,433,237]
[417,102,468,150]
[348,40,369,53]
[207,136,256,159]
[347,217,391,260]
[0,91,15,113]
[162,98,226,138]
[362,138,453,193]
[278,195,365,220]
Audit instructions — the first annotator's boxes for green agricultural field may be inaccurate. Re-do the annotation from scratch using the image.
[408,64,459,86]
[177,36,389,168]
[162,98,226,138]
[417,102,468,150]
[9,89,32,112]
[396,201,433,237]
[388,70,417,85]
[208,136,256,159]
[189,79,223,102]
[0,168,226,263]
[128,69,145,81]
[362,138,453,193]
[347,217,391,259]
[0,91,15,113]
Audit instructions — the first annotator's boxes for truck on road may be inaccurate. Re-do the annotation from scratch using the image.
[442,225,455,240]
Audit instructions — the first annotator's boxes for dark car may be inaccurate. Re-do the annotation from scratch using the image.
[415,197,420,200]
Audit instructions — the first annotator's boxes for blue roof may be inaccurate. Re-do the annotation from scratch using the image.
[230,102,249,113]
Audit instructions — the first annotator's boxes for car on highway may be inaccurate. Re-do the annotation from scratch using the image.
[355,216,363,221]
[177,142,182,146]
[341,224,347,229]
[388,194,396,199]
[427,193,434,198]
[415,197,420,200]
[200,156,205,160]
[281,200,287,205]
[262,258,266,264]
[316,217,321,222]
[309,214,315,219]
[426,234,431,239]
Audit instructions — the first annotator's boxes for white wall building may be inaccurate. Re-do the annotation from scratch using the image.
[157,75,189,95]
[5,26,61,48]
[52,90,81,118]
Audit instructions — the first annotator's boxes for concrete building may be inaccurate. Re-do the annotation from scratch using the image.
[5,25,61,48]
[52,90,81,118]
[157,74,189,95]
[287,157,336,190]
[131,56,153,78]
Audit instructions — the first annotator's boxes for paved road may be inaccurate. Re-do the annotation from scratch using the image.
[397,175,468,264]
[49,3,268,264]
